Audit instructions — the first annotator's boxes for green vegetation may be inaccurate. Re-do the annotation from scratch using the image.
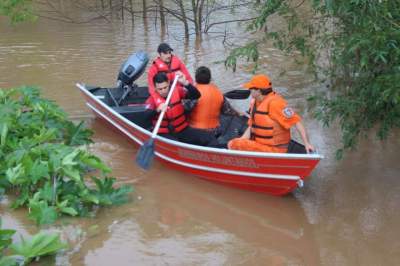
[1,219,67,265]
[0,0,36,24]
[0,222,15,254]
[0,87,132,225]
[226,0,400,158]
[9,232,66,264]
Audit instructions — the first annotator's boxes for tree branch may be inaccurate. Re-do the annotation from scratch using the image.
[205,17,257,33]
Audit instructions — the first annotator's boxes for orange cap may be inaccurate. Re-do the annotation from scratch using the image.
[243,74,272,89]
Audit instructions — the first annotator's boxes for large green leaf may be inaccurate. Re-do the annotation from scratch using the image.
[62,149,80,166]
[10,187,30,209]
[10,232,67,263]
[0,220,16,252]
[0,123,8,147]
[0,256,19,266]
[0,229,16,252]
[27,196,58,225]
[29,160,50,184]
[56,200,78,216]
[62,167,82,185]
[31,128,57,145]
[6,164,27,185]
[79,189,99,205]
[91,177,133,206]
[36,181,54,203]
[5,148,29,167]
[80,154,111,173]
[65,121,93,145]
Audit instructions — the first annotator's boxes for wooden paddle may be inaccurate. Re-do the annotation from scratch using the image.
[136,75,180,170]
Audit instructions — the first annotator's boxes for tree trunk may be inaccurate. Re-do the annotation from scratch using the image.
[178,0,189,38]
[129,0,134,25]
[198,0,205,33]
[191,0,205,36]
[159,0,166,33]
[142,0,147,19]
[191,0,199,35]
[121,0,124,21]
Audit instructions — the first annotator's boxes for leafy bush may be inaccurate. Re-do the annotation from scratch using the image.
[0,87,133,225]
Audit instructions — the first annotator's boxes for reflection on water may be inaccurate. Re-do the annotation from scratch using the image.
[67,167,319,266]
[1,5,400,266]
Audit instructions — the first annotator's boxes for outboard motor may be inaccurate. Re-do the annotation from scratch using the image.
[117,51,149,87]
[110,51,149,106]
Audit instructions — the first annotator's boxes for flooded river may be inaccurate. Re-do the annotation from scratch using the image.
[1,4,400,266]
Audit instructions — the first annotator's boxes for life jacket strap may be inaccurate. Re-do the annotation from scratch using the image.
[252,124,273,130]
[251,133,273,139]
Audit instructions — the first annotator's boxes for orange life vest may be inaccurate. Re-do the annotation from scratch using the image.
[189,83,224,129]
[250,93,291,146]
[152,89,188,134]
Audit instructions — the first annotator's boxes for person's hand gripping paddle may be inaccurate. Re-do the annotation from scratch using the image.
[136,75,180,170]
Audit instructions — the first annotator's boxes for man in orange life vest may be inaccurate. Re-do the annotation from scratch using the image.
[189,66,239,134]
[147,43,193,101]
[228,74,315,153]
[144,71,221,147]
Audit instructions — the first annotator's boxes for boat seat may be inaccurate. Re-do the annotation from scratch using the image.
[112,105,152,129]
[287,140,307,154]
[104,86,149,106]
[88,87,109,103]
[216,115,248,145]
[121,86,149,105]
[102,87,124,107]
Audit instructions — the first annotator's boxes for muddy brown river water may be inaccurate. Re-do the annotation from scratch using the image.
[1,5,400,266]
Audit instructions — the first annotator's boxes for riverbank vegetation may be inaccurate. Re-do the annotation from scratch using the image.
[225,0,400,158]
[0,87,133,225]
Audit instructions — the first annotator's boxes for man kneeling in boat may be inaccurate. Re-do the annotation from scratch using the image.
[228,74,314,153]
[145,72,222,147]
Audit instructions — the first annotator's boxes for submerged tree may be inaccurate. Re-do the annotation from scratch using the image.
[226,0,400,158]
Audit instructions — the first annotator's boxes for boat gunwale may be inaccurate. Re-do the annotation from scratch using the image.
[86,101,301,181]
[77,83,324,161]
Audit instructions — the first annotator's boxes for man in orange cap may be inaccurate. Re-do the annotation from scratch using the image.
[228,74,314,153]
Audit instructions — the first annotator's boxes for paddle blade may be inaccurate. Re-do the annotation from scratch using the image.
[224,89,250,99]
[136,138,155,170]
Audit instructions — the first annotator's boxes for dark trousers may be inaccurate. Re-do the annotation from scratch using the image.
[160,126,226,148]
